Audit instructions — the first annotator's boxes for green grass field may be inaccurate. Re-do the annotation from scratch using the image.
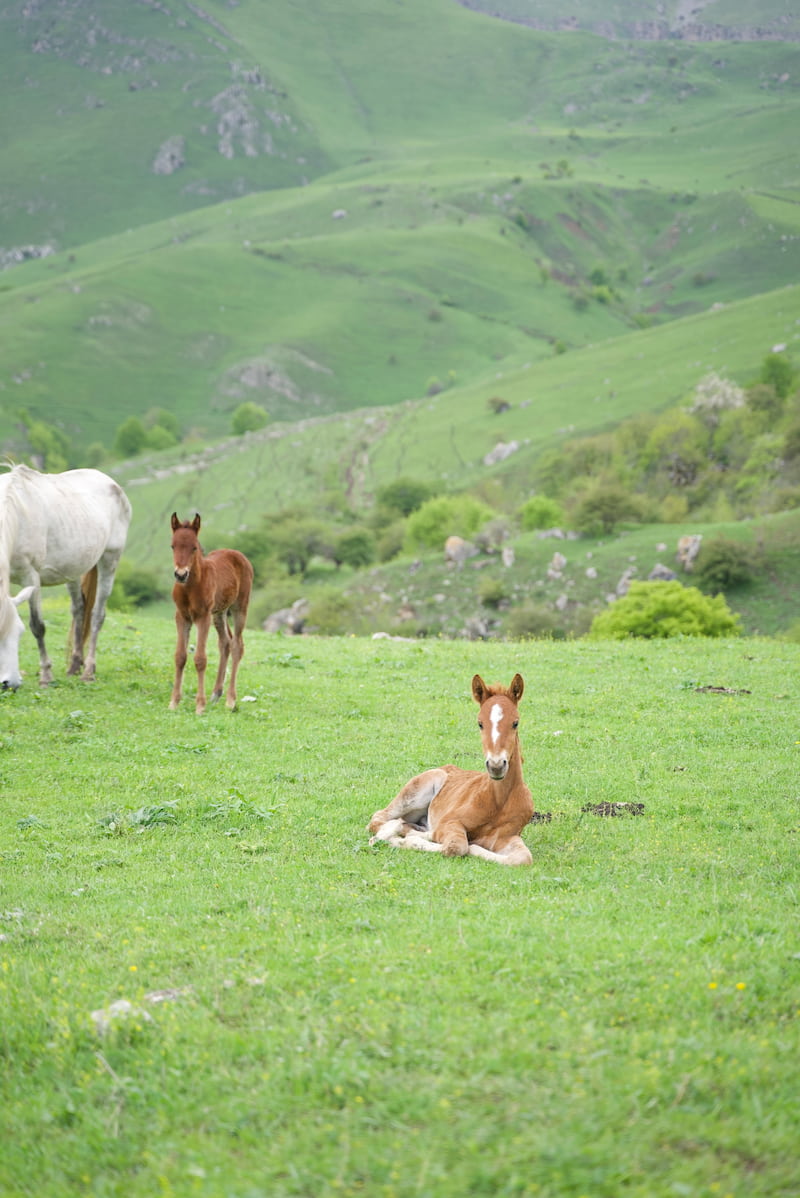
[2,603,799,1196]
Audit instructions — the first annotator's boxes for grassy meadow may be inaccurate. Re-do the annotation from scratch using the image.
[2,600,799,1196]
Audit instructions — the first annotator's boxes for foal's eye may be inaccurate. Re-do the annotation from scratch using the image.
[512,720,519,729]
[477,721,483,730]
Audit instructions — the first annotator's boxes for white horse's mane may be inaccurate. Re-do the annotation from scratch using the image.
[0,464,24,599]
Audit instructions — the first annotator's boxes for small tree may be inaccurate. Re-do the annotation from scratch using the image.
[114,416,148,458]
[26,419,70,471]
[145,425,178,452]
[694,538,757,592]
[376,478,433,517]
[589,581,741,639]
[689,372,745,428]
[333,528,375,569]
[519,495,564,531]
[760,351,795,399]
[231,402,268,435]
[108,559,167,610]
[572,483,641,536]
[145,407,180,439]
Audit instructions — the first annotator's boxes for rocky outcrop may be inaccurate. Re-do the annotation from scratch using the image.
[152,135,185,175]
[453,1,800,41]
[0,244,55,270]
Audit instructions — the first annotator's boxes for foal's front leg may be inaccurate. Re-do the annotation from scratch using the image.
[170,614,192,710]
[192,613,212,715]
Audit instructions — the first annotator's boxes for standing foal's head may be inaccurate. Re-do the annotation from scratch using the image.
[472,673,524,781]
[171,512,202,584]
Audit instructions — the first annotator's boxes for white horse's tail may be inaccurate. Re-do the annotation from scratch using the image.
[66,567,98,665]
[81,567,97,653]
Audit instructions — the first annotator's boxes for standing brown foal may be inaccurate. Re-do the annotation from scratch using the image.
[169,513,254,714]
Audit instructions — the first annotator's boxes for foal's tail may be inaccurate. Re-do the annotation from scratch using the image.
[80,565,98,651]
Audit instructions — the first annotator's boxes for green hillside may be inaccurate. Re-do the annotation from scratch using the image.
[109,281,798,563]
[1,0,799,640]
[1,1,799,452]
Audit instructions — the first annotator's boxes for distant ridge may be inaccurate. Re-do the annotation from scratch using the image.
[455,0,800,42]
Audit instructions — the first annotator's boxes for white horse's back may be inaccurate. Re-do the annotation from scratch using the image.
[2,465,131,585]
[0,463,132,685]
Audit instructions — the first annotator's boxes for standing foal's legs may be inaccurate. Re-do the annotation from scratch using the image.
[170,614,192,710]
[190,612,212,715]
[224,605,248,710]
[210,611,233,706]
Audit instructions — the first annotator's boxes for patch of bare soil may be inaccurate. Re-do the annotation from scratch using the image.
[695,685,751,695]
[581,802,645,817]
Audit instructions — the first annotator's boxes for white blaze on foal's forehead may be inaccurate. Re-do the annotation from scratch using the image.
[489,702,504,746]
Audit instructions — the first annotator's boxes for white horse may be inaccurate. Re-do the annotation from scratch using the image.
[0,463,132,689]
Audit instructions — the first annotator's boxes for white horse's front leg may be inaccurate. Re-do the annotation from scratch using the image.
[24,581,52,686]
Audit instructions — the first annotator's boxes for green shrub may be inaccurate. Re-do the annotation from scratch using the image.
[376,519,407,563]
[783,417,800,462]
[589,581,741,639]
[694,537,757,592]
[24,418,70,471]
[145,425,178,451]
[231,402,268,435]
[376,478,433,517]
[571,482,642,535]
[519,495,564,531]
[404,494,495,552]
[305,589,358,635]
[113,416,148,458]
[108,559,167,610]
[759,351,795,399]
[478,577,508,610]
[505,602,565,640]
[333,528,375,569]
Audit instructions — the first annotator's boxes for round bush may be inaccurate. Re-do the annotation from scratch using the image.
[694,537,756,592]
[589,581,741,639]
[404,495,495,552]
[519,495,564,531]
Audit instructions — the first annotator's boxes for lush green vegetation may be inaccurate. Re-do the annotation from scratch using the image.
[1,603,799,1196]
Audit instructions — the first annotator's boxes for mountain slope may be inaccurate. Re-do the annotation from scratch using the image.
[0,0,798,476]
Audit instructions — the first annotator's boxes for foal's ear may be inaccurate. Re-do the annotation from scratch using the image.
[192,513,202,532]
[472,674,489,705]
[170,512,180,531]
[509,673,524,704]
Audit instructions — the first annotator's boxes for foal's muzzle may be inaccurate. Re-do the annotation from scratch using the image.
[485,755,509,781]
[174,568,190,584]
